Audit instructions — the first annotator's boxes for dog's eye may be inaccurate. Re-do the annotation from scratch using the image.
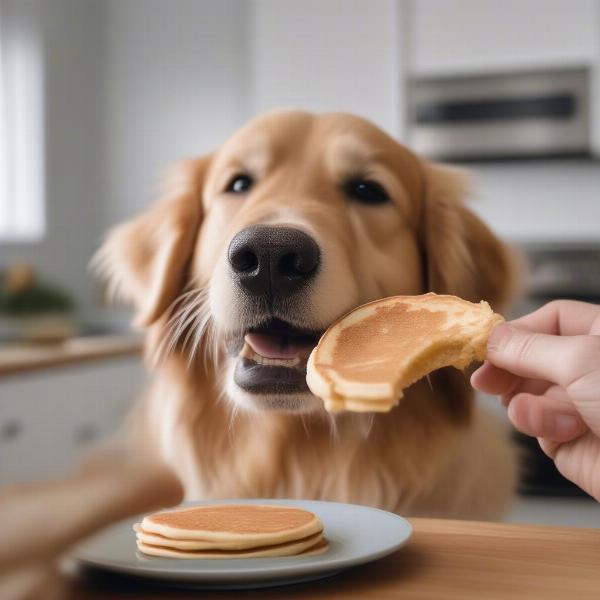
[343,179,390,205]
[225,174,253,194]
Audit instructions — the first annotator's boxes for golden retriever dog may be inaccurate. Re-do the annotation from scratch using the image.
[95,110,517,519]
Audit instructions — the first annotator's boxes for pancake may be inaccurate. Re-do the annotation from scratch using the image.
[136,532,328,559]
[307,293,503,413]
[139,504,323,547]
[135,526,323,551]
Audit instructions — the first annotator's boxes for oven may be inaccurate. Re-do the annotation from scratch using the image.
[513,243,600,496]
[408,68,592,161]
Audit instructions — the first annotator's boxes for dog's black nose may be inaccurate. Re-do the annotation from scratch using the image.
[228,226,320,298]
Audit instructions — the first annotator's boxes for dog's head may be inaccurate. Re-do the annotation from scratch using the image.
[95,110,514,413]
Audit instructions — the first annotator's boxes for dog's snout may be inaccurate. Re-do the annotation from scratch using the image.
[228,226,320,298]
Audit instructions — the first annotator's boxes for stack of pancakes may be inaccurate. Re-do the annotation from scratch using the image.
[135,504,328,559]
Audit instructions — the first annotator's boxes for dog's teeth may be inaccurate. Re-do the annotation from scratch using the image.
[257,355,301,367]
[239,342,301,367]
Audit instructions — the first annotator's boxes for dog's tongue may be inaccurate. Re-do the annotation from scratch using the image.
[244,333,310,359]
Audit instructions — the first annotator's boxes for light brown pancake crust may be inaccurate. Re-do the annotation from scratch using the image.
[136,532,328,559]
[141,504,323,546]
[135,527,320,551]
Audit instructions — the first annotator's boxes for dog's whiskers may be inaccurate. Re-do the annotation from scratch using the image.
[299,413,311,438]
[152,286,220,369]
[327,412,340,442]
[151,288,202,365]
[155,292,201,361]
[357,413,375,438]
[187,305,216,369]
[425,374,434,392]
[182,302,210,362]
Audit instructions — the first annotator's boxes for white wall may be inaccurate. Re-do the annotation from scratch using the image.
[249,0,405,138]
[1,0,104,308]
[98,0,248,227]
[1,0,249,309]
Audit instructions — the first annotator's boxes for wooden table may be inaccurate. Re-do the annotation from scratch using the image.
[67,518,600,599]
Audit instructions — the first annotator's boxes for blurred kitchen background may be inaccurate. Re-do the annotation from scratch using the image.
[1,0,599,525]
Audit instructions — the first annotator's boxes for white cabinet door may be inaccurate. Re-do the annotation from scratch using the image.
[0,358,145,483]
[411,0,599,76]
[250,0,407,137]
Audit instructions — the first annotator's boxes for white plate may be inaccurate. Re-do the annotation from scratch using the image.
[75,498,412,589]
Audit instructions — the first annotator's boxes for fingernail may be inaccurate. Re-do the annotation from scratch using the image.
[554,414,580,437]
[487,323,511,352]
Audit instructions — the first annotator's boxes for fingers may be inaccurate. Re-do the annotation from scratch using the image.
[506,391,587,443]
[509,300,600,336]
[482,301,600,502]
[486,323,600,391]
[471,362,550,404]
[472,356,584,441]
[471,362,518,395]
[538,437,560,460]
[500,375,551,408]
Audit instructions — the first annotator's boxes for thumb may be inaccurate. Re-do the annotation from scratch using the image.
[486,323,600,392]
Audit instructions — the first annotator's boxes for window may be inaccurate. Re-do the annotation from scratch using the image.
[0,0,44,242]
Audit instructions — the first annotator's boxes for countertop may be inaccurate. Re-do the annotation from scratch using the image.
[68,518,600,599]
[0,334,143,377]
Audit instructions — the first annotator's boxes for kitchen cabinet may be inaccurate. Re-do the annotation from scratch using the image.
[409,0,600,158]
[410,0,599,77]
[248,0,600,152]
[0,358,144,483]
[470,161,600,243]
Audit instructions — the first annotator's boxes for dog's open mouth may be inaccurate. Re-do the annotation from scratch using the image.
[231,319,322,394]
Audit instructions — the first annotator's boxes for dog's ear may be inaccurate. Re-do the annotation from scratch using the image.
[419,160,517,311]
[93,155,212,327]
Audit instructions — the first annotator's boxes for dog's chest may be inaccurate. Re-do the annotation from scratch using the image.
[179,419,409,511]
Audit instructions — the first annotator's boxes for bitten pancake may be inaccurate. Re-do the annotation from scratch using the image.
[307,293,503,413]
[140,504,323,547]
[136,532,328,559]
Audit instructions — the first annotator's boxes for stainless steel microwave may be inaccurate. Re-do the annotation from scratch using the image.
[408,68,591,161]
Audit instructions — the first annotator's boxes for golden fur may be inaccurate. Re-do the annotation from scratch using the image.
[95,110,518,519]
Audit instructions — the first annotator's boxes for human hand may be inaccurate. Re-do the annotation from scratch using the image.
[471,300,600,501]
